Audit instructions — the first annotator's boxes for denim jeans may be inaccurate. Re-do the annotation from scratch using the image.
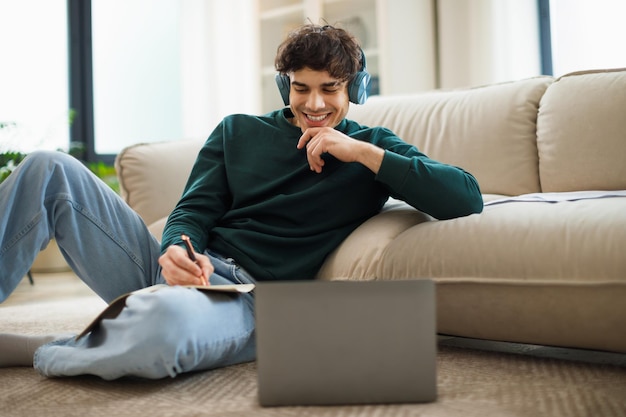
[0,151,256,379]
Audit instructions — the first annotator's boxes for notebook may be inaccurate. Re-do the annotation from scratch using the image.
[76,284,255,340]
[255,279,437,407]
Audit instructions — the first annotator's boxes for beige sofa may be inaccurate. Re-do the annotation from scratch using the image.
[115,68,626,354]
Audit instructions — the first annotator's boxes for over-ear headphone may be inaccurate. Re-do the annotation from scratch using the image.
[275,49,371,106]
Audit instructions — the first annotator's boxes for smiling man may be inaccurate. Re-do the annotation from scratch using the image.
[160,25,483,287]
[0,24,482,380]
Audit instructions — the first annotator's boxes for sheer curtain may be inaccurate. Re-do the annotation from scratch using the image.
[437,0,540,89]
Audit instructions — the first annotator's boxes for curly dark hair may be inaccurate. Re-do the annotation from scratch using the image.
[274,24,363,82]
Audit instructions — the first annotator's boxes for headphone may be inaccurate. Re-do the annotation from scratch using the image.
[275,49,371,106]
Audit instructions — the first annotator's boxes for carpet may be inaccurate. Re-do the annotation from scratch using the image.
[1,294,626,417]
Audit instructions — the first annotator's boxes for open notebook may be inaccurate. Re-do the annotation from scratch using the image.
[76,283,255,340]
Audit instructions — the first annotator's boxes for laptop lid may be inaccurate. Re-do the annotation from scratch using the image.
[255,279,437,407]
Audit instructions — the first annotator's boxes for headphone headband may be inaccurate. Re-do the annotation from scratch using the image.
[275,48,371,106]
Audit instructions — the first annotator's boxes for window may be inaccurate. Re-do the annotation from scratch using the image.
[0,0,69,153]
[549,0,626,76]
[76,0,257,160]
[91,0,184,155]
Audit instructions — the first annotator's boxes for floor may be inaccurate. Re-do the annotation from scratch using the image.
[3,271,95,307]
[4,271,626,367]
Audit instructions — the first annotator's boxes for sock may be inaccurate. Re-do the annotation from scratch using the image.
[0,333,69,367]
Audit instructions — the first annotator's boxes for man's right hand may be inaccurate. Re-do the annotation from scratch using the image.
[158,245,213,286]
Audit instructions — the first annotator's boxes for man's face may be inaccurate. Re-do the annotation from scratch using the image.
[288,67,350,132]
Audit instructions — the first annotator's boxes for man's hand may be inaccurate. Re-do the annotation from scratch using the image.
[159,245,213,286]
[297,127,384,174]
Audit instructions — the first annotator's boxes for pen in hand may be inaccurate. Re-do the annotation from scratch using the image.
[181,234,209,286]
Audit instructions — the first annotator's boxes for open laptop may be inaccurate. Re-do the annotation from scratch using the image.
[255,279,437,407]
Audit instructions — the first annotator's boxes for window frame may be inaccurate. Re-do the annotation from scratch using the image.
[68,0,105,163]
[537,0,553,76]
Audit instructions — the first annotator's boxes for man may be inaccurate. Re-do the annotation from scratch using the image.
[0,24,482,379]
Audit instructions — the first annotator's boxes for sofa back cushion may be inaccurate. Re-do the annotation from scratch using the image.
[536,68,626,192]
[115,139,204,227]
[348,77,553,196]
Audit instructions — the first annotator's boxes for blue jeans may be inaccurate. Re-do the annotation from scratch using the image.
[0,151,256,379]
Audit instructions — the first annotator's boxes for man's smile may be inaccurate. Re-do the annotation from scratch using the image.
[305,113,330,122]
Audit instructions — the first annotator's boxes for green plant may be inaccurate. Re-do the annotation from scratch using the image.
[87,161,120,194]
[0,151,27,183]
[1,118,119,193]
[67,141,120,193]
[1,121,24,183]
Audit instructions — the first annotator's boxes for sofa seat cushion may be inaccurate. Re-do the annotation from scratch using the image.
[377,197,626,280]
[316,199,432,280]
[322,195,626,353]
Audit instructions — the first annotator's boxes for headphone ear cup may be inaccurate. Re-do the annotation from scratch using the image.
[348,70,371,105]
[275,74,291,105]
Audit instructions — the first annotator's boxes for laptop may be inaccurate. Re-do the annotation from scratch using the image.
[255,279,437,407]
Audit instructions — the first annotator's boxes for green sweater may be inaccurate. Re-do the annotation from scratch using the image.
[161,108,482,281]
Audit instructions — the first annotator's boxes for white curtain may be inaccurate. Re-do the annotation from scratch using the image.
[180,0,259,139]
[437,0,541,89]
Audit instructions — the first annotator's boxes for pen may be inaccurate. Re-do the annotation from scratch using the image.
[181,234,208,286]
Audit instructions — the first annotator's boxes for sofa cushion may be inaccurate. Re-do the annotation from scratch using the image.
[377,197,626,280]
[115,139,204,226]
[315,199,432,280]
[537,68,626,192]
[348,77,553,196]
[147,217,168,242]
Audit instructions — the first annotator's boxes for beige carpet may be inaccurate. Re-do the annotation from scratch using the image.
[1,280,626,417]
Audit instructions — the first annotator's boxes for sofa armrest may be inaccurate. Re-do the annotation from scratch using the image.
[114,139,204,226]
